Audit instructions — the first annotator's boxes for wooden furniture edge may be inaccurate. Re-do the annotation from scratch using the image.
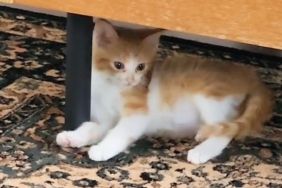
[6,0,282,50]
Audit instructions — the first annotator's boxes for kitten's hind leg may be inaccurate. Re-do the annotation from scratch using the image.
[187,136,232,164]
[56,121,108,148]
[188,95,241,164]
[194,95,243,141]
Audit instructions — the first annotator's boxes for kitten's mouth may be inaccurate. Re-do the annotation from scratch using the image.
[124,83,134,87]
[122,82,137,88]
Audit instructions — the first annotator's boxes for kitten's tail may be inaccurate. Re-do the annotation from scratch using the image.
[199,86,274,140]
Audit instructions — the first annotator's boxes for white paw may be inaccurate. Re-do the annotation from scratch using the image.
[56,131,71,147]
[187,147,211,164]
[56,131,87,148]
[88,145,116,161]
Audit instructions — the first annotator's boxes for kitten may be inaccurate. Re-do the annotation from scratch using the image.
[56,19,273,164]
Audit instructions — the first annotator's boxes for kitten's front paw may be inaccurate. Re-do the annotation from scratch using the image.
[187,147,211,164]
[56,131,71,147]
[88,145,116,161]
[56,131,87,148]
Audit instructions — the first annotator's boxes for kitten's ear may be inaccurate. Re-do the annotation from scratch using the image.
[141,29,164,55]
[93,19,119,47]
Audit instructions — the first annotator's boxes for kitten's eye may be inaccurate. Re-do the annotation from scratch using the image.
[136,63,145,72]
[114,61,124,70]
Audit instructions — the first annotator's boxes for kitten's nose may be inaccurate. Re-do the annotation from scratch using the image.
[126,76,134,83]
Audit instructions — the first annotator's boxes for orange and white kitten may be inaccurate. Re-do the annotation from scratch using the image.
[56,19,273,164]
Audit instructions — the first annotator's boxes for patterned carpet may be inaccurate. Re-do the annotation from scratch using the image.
[0,6,281,188]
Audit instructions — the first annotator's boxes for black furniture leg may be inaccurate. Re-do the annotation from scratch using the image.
[65,13,93,130]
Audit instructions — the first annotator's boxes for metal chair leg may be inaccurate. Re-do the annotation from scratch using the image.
[65,13,93,130]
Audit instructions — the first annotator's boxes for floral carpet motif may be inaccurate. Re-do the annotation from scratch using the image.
[0,6,281,188]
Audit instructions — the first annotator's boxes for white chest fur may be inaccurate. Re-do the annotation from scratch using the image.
[90,70,121,124]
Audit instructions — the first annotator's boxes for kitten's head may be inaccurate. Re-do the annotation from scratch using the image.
[92,19,163,88]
